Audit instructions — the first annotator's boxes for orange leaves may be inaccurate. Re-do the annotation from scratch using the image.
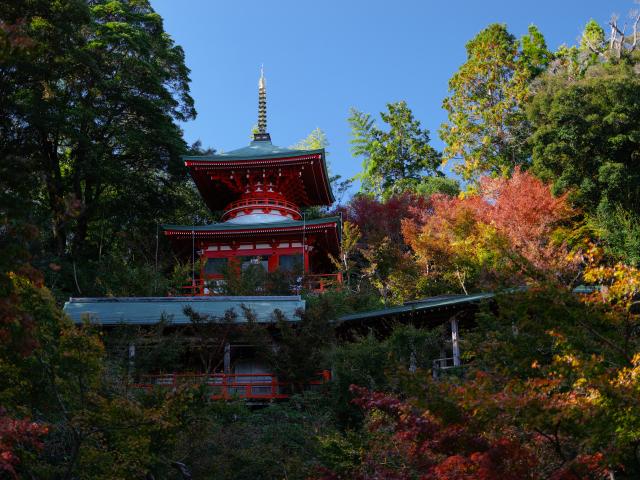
[403,169,579,290]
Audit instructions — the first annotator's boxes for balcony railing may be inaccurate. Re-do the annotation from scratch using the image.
[301,273,343,293]
[432,357,465,379]
[177,273,343,296]
[133,371,331,400]
[221,197,301,222]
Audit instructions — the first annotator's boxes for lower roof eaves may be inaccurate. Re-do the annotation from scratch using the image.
[63,295,305,326]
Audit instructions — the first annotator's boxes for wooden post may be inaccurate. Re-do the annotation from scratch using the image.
[409,351,417,373]
[450,317,460,367]
[128,342,135,380]
[224,343,231,374]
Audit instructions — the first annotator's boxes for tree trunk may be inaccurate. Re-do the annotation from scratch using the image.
[41,135,67,257]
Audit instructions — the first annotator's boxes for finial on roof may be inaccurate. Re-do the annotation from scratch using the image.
[254,65,270,141]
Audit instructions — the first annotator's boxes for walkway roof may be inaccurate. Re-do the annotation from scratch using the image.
[63,295,305,326]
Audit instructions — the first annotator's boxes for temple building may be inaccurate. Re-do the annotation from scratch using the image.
[62,71,495,401]
[62,70,341,401]
[163,68,341,294]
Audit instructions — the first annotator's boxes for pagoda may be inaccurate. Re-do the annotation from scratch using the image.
[162,69,341,294]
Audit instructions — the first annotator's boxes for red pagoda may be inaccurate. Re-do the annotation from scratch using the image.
[163,70,341,294]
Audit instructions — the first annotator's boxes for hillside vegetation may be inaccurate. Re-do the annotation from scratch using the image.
[2,1,640,478]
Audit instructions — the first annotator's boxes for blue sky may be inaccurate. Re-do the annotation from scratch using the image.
[151,0,632,185]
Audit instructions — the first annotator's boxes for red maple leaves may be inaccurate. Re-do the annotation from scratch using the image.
[0,410,47,479]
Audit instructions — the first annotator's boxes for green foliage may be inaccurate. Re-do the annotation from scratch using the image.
[441,24,550,181]
[219,261,300,296]
[329,221,361,288]
[267,298,335,389]
[307,288,383,318]
[361,236,421,305]
[349,101,441,199]
[292,127,353,206]
[469,289,617,377]
[591,205,640,266]
[413,175,460,198]
[291,127,328,151]
[520,24,553,77]
[329,335,392,426]
[580,19,606,59]
[528,61,640,214]
[0,0,208,300]
[180,393,337,480]
[329,325,445,427]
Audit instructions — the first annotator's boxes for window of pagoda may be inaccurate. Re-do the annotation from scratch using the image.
[198,238,314,280]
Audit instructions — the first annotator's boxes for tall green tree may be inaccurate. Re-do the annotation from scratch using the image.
[527,60,640,264]
[440,24,550,181]
[580,18,606,59]
[292,127,353,205]
[0,0,196,262]
[349,101,441,199]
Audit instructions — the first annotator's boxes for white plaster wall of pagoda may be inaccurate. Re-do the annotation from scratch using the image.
[224,211,294,224]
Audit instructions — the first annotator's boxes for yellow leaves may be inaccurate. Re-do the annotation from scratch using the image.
[582,243,640,310]
[554,353,581,368]
[610,357,640,390]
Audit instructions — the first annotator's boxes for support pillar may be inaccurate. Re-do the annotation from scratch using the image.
[224,343,231,374]
[450,317,460,367]
[303,246,310,274]
[409,351,417,373]
[128,342,136,381]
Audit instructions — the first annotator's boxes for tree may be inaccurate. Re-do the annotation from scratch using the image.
[608,10,640,59]
[580,19,606,60]
[267,299,335,392]
[402,169,578,292]
[292,127,353,208]
[0,0,196,264]
[0,411,48,479]
[329,221,361,288]
[349,101,441,199]
[335,193,432,302]
[440,24,550,181]
[339,192,429,246]
[461,283,640,478]
[314,385,606,480]
[527,60,640,258]
[414,176,460,198]
[291,127,328,151]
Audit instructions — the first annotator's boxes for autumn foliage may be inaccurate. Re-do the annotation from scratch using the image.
[338,192,429,245]
[315,385,606,480]
[0,411,47,479]
[402,169,578,292]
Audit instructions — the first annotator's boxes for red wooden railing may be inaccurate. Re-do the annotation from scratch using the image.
[133,371,331,400]
[302,273,343,293]
[177,273,343,296]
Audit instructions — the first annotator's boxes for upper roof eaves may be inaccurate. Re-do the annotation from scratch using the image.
[182,140,325,162]
[162,216,341,232]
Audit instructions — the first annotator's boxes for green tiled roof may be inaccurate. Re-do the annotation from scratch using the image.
[162,216,341,232]
[183,140,324,162]
[64,296,305,326]
[338,293,495,323]
[338,286,599,324]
